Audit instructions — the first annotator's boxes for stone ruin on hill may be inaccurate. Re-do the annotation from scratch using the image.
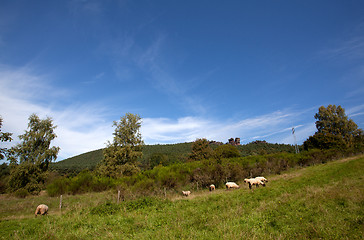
[228,138,241,145]
[209,138,241,146]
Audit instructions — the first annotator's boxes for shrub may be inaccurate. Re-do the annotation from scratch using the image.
[189,138,213,161]
[14,188,28,198]
[149,153,169,169]
[47,177,70,197]
[214,145,241,159]
[132,178,156,195]
[68,170,94,194]
[8,163,44,194]
[92,177,114,192]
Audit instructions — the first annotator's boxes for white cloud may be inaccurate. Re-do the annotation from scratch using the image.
[141,117,214,143]
[347,104,364,117]
[0,65,331,163]
[280,124,316,145]
[141,109,316,146]
[0,66,113,161]
[321,35,364,61]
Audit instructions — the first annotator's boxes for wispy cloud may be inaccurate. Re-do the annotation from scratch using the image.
[68,0,103,16]
[0,65,113,160]
[0,65,325,162]
[323,36,364,61]
[347,104,364,119]
[99,32,210,115]
[142,108,317,146]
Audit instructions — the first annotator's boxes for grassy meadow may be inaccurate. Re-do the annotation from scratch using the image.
[1,155,363,239]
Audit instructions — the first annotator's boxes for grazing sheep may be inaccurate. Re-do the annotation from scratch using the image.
[35,204,48,216]
[255,176,268,183]
[182,190,191,197]
[244,178,265,189]
[209,184,216,191]
[225,182,240,189]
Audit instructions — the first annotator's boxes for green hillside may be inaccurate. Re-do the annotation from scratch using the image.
[51,141,296,173]
[1,155,363,239]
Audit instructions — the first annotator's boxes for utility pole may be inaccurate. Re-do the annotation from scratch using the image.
[292,127,300,154]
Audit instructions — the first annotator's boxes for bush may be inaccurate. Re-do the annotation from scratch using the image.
[68,171,94,194]
[47,177,70,197]
[14,188,28,198]
[8,163,44,194]
[149,153,169,169]
[92,177,114,192]
[304,133,346,151]
[214,145,241,159]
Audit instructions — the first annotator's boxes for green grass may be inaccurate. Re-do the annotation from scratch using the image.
[1,155,363,239]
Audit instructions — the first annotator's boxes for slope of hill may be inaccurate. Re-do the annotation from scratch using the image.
[1,155,363,239]
[51,141,296,173]
[51,149,104,173]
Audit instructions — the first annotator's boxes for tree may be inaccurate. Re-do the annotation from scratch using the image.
[8,114,60,194]
[149,153,169,169]
[213,144,241,159]
[98,113,144,178]
[0,116,13,160]
[304,105,363,150]
[189,138,213,161]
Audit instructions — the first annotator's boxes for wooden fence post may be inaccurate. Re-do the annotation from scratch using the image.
[59,195,63,214]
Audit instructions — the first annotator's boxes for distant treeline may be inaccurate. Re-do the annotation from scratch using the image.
[50,141,296,175]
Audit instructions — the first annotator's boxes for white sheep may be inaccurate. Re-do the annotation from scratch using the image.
[254,176,268,183]
[182,190,191,197]
[225,182,240,189]
[244,178,265,189]
[35,204,48,216]
[209,184,216,191]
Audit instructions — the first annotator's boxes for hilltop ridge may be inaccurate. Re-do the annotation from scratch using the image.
[51,141,296,173]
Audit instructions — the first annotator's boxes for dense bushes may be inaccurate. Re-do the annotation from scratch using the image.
[46,170,115,197]
[8,163,46,195]
[42,148,363,199]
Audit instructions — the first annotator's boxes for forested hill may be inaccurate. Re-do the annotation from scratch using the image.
[50,141,296,174]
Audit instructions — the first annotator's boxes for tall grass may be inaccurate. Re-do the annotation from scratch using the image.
[1,155,363,239]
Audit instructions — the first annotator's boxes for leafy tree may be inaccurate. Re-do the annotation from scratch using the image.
[213,144,241,159]
[189,138,213,161]
[0,116,13,160]
[304,105,363,150]
[8,114,60,194]
[149,153,169,169]
[98,113,144,178]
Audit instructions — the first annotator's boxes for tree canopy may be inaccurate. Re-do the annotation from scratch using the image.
[304,105,363,150]
[98,113,144,178]
[8,114,60,194]
[0,116,13,160]
[189,138,213,161]
[9,114,60,168]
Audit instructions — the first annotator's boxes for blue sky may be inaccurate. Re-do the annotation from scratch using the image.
[1,0,364,161]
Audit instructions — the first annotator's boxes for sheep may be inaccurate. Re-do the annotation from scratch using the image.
[225,182,240,189]
[254,176,268,183]
[182,190,191,197]
[209,184,216,191]
[35,204,48,217]
[244,178,265,189]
